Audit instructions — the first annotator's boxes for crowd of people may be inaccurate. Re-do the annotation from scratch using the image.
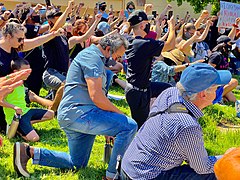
[0,0,240,179]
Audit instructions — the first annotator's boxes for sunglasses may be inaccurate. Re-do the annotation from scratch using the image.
[17,37,24,43]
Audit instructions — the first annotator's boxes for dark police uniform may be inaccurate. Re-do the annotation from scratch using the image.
[125,36,171,128]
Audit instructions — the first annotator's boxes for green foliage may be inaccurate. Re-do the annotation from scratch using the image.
[167,0,240,13]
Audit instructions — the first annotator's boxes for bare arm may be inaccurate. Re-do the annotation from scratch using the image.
[50,0,74,32]
[0,99,23,114]
[68,14,102,49]
[86,77,123,114]
[22,29,63,52]
[158,4,172,21]
[195,21,211,42]
[110,10,124,29]
[38,24,50,34]
[155,16,163,40]
[194,10,209,30]
[162,16,175,52]
[179,32,199,54]
[159,31,169,41]
[228,18,240,40]
[174,59,204,72]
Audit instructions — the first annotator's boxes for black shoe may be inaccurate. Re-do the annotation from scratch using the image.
[112,74,118,86]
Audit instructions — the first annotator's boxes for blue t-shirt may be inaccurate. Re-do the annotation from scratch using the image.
[57,44,107,128]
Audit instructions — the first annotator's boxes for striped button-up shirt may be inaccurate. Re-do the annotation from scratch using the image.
[122,87,217,180]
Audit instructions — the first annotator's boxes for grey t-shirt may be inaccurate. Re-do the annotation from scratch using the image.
[57,44,107,128]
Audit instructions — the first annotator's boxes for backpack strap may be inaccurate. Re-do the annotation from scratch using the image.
[148,103,189,119]
[69,45,76,57]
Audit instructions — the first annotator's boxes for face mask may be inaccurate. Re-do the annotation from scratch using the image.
[184,32,192,39]
[128,8,134,13]
[31,15,41,23]
[212,86,224,104]
[100,6,106,11]
[144,23,150,34]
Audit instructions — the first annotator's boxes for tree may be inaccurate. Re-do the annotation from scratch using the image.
[167,0,240,14]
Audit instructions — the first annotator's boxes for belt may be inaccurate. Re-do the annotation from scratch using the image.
[127,83,148,92]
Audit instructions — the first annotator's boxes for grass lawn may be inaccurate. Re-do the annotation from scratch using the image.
[1,74,240,179]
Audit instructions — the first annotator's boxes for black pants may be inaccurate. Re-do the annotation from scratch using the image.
[125,82,172,128]
[25,49,45,95]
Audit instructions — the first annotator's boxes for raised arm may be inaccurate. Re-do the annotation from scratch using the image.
[22,28,63,52]
[68,14,102,49]
[228,17,240,40]
[194,10,209,30]
[158,4,172,21]
[162,16,175,52]
[195,20,212,42]
[50,0,75,32]
[178,31,199,54]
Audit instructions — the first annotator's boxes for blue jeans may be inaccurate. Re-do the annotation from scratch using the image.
[155,165,216,180]
[32,107,138,178]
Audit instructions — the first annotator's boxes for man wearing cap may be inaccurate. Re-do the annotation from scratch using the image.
[121,63,234,179]
[125,10,175,128]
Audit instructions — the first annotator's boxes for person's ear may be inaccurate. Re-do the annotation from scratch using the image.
[198,91,206,99]
[140,22,145,30]
[6,34,12,40]
[105,46,111,52]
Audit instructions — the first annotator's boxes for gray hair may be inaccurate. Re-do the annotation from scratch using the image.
[2,22,26,37]
[176,82,213,101]
[99,34,129,54]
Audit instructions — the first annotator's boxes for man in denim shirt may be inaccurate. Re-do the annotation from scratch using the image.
[14,34,137,180]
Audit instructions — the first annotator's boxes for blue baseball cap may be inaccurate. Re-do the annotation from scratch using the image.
[97,22,110,35]
[180,63,232,95]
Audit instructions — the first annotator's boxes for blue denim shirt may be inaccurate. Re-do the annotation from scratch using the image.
[151,61,176,86]
[57,44,107,128]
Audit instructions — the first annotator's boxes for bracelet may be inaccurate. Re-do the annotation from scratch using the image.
[232,24,239,28]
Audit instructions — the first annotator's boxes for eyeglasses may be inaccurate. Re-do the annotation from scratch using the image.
[16,37,24,43]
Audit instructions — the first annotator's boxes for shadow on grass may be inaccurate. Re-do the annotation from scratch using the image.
[77,166,106,180]
[0,164,12,178]
[27,166,106,179]
[36,128,68,147]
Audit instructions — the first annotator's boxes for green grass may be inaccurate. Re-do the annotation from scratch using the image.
[1,74,240,179]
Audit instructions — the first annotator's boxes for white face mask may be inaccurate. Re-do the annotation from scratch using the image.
[219,28,225,34]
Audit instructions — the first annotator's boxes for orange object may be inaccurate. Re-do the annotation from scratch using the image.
[214,147,240,180]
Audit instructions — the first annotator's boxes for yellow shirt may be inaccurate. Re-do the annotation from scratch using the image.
[3,85,30,124]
